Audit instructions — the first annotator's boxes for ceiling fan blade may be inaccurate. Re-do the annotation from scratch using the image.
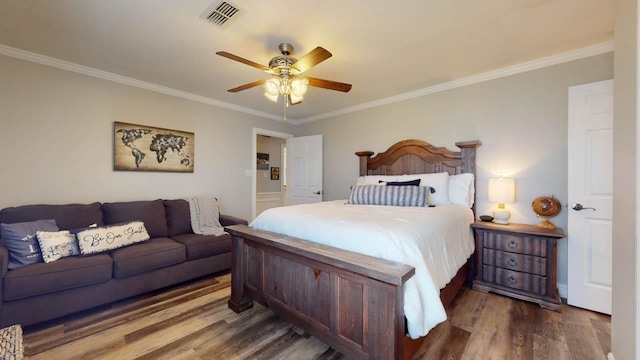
[227,79,265,92]
[291,47,332,73]
[307,77,352,92]
[216,51,269,71]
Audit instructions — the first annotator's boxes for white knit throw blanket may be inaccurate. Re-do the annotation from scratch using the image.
[185,197,226,236]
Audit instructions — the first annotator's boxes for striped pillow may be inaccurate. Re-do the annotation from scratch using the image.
[347,185,429,207]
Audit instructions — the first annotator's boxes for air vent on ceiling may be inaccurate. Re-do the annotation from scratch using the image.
[200,1,242,27]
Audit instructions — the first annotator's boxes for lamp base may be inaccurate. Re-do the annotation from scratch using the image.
[492,209,511,225]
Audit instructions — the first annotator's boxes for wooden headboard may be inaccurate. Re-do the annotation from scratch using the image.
[356,139,481,213]
[356,139,481,177]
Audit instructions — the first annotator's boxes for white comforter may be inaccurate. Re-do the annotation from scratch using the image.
[250,200,475,338]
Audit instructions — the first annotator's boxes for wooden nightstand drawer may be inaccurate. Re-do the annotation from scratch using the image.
[483,249,547,276]
[483,266,547,295]
[482,233,547,257]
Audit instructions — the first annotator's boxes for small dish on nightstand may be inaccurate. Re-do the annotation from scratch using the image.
[479,215,494,222]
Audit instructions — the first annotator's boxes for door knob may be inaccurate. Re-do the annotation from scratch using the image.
[572,203,596,211]
[314,191,322,195]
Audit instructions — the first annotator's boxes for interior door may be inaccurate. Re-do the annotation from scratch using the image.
[286,135,323,205]
[567,79,613,314]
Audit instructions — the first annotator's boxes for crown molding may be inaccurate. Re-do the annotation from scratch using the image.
[0,41,613,125]
[296,41,614,124]
[0,44,284,122]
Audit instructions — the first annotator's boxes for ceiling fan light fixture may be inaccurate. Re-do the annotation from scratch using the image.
[264,92,278,102]
[291,78,309,97]
[218,42,352,119]
[289,92,304,104]
[264,78,280,96]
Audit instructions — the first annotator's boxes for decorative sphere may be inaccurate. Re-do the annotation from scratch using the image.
[531,196,561,218]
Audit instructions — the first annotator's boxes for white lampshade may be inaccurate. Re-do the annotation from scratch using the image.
[488,178,515,224]
[264,78,280,96]
[289,93,304,104]
[263,92,278,102]
[488,178,515,203]
[291,78,309,97]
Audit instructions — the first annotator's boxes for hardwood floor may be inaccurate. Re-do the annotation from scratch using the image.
[22,273,610,359]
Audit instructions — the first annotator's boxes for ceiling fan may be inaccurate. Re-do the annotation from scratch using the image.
[216,43,352,107]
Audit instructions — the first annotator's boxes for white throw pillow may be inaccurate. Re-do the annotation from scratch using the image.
[361,175,401,185]
[399,172,451,205]
[76,221,150,255]
[449,173,475,207]
[36,230,79,263]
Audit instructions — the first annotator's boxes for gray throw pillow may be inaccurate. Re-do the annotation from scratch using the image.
[0,219,59,269]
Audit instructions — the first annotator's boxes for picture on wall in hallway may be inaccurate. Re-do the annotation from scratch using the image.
[257,153,269,170]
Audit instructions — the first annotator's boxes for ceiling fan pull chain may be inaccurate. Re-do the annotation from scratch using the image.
[283,97,287,121]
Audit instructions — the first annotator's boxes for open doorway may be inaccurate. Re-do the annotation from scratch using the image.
[252,128,293,220]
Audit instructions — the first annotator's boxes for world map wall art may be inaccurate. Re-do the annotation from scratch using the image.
[114,122,194,173]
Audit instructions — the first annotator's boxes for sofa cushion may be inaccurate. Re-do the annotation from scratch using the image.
[3,254,112,301]
[109,238,185,278]
[171,233,231,261]
[101,200,168,238]
[0,203,103,231]
[1,220,59,269]
[164,199,192,237]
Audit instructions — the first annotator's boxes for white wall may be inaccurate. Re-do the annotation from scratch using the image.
[612,0,638,358]
[297,53,614,292]
[0,54,295,221]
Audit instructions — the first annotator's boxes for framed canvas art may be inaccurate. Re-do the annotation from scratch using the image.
[114,122,194,172]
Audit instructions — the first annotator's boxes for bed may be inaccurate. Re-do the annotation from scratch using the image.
[225,139,481,360]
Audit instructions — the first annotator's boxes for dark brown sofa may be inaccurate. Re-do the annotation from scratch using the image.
[0,199,247,327]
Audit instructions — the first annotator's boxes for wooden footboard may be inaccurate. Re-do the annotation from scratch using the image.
[226,225,416,360]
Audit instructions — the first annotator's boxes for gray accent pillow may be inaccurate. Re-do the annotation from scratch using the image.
[347,185,429,207]
[0,219,59,269]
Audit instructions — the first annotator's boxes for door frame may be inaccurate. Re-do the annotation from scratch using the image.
[252,128,293,220]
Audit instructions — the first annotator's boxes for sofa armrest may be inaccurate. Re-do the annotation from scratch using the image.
[219,214,248,226]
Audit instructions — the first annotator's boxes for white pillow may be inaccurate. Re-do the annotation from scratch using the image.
[36,230,79,263]
[398,172,451,205]
[76,221,150,255]
[449,173,475,207]
[360,175,401,185]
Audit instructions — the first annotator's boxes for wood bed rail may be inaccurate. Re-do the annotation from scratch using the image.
[226,224,415,359]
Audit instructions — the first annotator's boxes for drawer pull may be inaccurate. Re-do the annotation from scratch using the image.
[508,240,518,249]
[508,275,518,285]
[508,258,518,267]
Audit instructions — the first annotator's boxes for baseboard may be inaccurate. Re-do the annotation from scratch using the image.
[557,283,567,299]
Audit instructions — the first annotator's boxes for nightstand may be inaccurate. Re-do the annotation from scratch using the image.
[471,221,565,311]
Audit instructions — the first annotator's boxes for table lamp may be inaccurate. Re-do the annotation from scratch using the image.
[488,178,515,224]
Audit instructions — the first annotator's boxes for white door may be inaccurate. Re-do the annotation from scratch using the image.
[567,79,613,314]
[287,135,323,205]
[280,143,288,206]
